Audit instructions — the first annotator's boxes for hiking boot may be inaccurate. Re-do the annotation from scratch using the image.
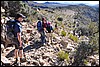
[12,59,18,65]
[15,62,21,66]
[20,58,26,63]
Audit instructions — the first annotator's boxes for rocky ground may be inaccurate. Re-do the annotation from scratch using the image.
[1,22,99,66]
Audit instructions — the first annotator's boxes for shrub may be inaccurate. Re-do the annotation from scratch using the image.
[88,22,99,36]
[84,59,88,65]
[69,33,78,42]
[57,17,63,21]
[61,30,66,37]
[57,50,69,61]
[33,11,37,15]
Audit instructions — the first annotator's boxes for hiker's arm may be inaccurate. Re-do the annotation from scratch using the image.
[44,28,48,32]
[17,32,22,47]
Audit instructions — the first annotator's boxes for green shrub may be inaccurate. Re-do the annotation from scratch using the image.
[61,30,66,37]
[57,50,69,61]
[84,59,88,65]
[69,33,78,42]
[57,17,63,21]
[32,11,37,15]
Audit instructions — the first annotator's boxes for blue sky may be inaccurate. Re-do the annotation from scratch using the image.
[34,1,99,5]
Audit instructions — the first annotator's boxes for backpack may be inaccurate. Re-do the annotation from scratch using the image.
[46,22,53,33]
[37,20,43,32]
[5,20,16,43]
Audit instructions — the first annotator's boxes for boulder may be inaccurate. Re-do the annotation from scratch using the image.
[1,55,11,66]
[60,40,68,48]
[1,44,4,53]
[39,58,45,66]
[1,7,5,12]
[31,59,40,66]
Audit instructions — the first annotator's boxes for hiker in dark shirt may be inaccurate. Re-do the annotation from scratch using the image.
[12,13,26,65]
[46,21,53,45]
[37,17,48,45]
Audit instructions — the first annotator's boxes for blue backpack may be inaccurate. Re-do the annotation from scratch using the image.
[6,20,16,41]
[37,20,43,32]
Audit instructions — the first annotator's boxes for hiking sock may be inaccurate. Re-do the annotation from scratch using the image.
[15,58,18,62]
[20,58,22,62]
[20,58,26,62]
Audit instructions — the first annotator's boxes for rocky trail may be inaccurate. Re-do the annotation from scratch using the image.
[1,22,79,66]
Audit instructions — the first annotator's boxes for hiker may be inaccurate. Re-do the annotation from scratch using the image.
[10,13,26,65]
[46,21,53,44]
[37,17,48,45]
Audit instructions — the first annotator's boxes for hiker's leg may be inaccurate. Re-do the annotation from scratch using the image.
[14,49,18,59]
[13,38,19,64]
[48,33,51,43]
[19,50,24,62]
[13,49,19,65]
[41,31,46,44]
[50,33,52,43]
[43,31,46,44]
[14,41,19,60]
[14,45,19,64]
[46,33,49,42]
[19,47,25,63]
[40,31,43,44]
[40,31,44,44]
[19,47,23,59]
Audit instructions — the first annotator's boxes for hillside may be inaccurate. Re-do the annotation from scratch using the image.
[64,4,99,24]
[1,1,99,66]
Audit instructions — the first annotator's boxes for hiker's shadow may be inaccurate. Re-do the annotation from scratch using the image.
[6,40,43,58]
[23,40,43,52]
[6,49,15,58]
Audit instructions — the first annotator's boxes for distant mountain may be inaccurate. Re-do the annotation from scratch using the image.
[24,1,99,9]
[63,4,99,24]
[43,2,60,4]
[90,4,99,12]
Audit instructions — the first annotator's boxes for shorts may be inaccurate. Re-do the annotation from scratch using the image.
[12,37,23,49]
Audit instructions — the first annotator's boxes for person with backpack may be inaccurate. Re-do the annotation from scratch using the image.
[37,17,48,45]
[46,21,53,45]
[6,13,26,66]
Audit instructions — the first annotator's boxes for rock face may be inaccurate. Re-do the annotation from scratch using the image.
[1,44,5,53]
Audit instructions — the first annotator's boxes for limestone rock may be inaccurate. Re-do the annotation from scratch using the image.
[1,44,4,53]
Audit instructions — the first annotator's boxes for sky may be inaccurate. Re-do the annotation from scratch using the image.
[34,1,99,5]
